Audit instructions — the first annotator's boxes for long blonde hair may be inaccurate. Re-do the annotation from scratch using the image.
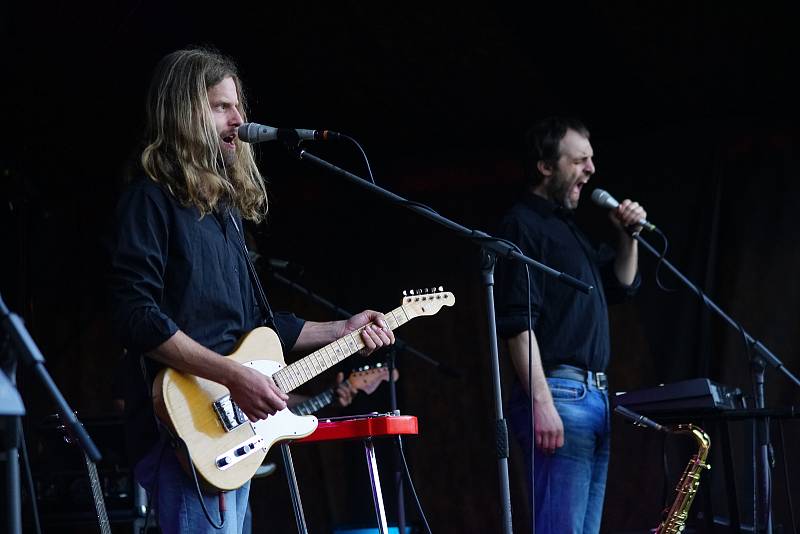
[141,48,267,222]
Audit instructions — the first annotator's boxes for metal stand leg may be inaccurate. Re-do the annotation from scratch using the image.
[363,438,389,534]
[281,444,309,534]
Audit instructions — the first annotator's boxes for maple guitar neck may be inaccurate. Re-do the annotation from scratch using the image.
[271,304,408,394]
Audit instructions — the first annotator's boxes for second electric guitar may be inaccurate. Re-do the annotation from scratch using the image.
[153,290,454,491]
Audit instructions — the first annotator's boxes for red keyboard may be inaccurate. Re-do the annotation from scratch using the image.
[295,415,418,443]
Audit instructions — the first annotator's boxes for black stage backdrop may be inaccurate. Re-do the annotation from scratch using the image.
[3,3,799,533]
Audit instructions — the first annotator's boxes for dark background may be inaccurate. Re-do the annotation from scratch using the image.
[3,3,800,533]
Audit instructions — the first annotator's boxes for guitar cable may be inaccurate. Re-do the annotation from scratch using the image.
[183,439,226,529]
[395,435,433,534]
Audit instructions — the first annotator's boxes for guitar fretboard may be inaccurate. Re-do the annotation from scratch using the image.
[84,452,112,534]
[272,305,408,393]
[291,389,334,416]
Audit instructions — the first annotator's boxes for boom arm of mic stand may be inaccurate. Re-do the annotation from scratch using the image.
[632,233,800,388]
[293,147,593,294]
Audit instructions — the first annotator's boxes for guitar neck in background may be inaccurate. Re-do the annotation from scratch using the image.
[291,388,335,416]
[82,451,112,534]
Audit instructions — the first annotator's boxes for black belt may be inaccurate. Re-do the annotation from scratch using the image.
[545,364,608,390]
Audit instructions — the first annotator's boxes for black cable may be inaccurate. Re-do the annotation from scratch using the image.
[19,419,42,534]
[183,440,226,529]
[650,227,676,293]
[337,134,377,185]
[778,420,797,534]
[395,436,432,534]
[525,263,535,527]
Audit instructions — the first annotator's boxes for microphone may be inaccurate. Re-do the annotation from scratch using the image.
[237,122,340,144]
[590,188,656,232]
[614,405,669,433]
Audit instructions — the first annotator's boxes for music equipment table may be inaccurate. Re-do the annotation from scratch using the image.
[289,414,419,534]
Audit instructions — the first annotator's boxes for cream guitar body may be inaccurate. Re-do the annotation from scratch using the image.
[153,290,454,491]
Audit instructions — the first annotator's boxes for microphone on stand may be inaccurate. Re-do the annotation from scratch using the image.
[590,188,656,232]
[614,405,669,433]
[237,122,341,144]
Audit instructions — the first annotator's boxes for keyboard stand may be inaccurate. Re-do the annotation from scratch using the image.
[292,414,419,534]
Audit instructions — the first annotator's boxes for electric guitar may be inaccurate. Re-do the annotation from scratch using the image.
[290,364,399,416]
[153,289,454,491]
[56,415,112,534]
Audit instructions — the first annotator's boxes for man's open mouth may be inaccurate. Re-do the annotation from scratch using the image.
[222,134,236,148]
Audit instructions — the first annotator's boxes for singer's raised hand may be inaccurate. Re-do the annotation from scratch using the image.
[609,199,647,233]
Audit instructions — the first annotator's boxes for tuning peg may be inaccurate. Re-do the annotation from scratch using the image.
[438,285,444,292]
[403,290,408,296]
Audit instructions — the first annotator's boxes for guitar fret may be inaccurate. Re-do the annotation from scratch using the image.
[392,307,408,326]
[323,345,335,367]
[345,333,359,354]
[331,339,345,361]
[314,351,330,374]
[386,307,401,329]
[273,370,288,392]
[308,352,322,374]
[300,359,313,380]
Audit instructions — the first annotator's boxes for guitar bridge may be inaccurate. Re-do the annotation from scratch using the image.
[213,395,249,432]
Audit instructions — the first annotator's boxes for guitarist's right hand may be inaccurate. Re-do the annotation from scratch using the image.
[227,366,290,421]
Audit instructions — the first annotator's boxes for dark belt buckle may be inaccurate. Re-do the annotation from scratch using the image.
[594,372,608,390]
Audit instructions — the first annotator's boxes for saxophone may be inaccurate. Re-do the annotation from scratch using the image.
[655,424,711,533]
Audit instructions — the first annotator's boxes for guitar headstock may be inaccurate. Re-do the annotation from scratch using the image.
[347,366,397,395]
[400,286,455,319]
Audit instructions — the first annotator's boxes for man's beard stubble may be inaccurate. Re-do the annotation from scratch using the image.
[545,175,578,210]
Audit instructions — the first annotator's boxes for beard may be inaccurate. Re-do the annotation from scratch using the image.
[545,174,579,210]
[217,143,242,186]
[221,143,238,167]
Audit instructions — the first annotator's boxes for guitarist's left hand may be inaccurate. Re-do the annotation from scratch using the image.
[334,371,356,407]
[342,310,396,356]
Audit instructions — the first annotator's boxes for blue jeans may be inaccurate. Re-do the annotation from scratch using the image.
[134,439,251,534]
[509,376,611,534]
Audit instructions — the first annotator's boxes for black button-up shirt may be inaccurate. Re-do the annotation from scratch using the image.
[495,191,639,372]
[107,178,304,464]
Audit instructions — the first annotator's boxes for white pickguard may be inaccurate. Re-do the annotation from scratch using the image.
[244,359,318,447]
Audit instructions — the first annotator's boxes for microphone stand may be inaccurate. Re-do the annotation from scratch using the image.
[631,232,800,534]
[279,138,593,534]
[0,293,102,534]
[266,269,452,532]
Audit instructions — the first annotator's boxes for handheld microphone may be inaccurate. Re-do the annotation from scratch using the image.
[237,123,340,144]
[590,188,656,232]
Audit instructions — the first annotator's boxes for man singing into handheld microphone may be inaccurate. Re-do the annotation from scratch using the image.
[107,48,394,534]
[495,117,647,533]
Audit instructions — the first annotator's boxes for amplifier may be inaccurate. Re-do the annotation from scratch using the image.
[28,416,146,526]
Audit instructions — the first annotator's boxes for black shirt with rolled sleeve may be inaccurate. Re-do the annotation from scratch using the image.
[495,191,639,373]
[107,178,305,465]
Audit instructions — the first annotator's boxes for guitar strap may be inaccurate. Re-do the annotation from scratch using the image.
[227,211,287,350]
